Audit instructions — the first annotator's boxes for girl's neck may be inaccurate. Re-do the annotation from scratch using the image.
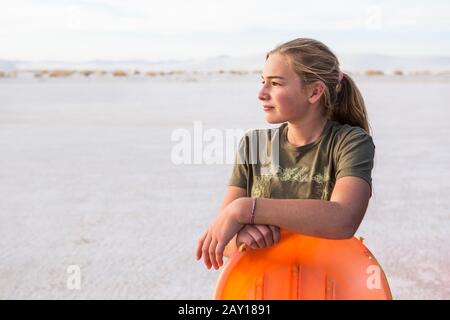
[286,117,328,147]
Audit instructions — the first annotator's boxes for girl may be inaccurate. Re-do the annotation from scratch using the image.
[196,38,375,270]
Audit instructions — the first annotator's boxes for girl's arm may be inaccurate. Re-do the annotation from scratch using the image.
[233,176,371,239]
[197,176,371,269]
[215,186,247,257]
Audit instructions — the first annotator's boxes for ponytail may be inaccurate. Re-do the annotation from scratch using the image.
[332,73,372,135]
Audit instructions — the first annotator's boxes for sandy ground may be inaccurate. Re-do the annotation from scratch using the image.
[0,74,449,299]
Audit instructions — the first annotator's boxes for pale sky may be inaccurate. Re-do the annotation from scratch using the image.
[1,0,449,61]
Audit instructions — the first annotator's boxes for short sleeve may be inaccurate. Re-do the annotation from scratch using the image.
[335,128,375,195]
[228,134,249,189]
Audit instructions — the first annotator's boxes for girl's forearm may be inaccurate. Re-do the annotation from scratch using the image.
[235,197,357,240]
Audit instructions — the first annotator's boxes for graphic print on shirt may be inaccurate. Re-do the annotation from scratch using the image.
[251,165,333,200]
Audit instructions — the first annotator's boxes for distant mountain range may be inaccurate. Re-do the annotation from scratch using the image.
[1,53,450,73]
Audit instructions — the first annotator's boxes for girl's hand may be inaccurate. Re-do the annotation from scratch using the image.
[236,224,280,249]
[195,198,250,270]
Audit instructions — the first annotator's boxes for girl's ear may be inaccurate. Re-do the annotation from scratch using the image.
[307,81,325,104]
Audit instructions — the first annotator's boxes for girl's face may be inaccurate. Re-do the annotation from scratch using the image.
[258,53,317,124]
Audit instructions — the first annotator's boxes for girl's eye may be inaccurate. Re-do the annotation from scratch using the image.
[261,81,279,86]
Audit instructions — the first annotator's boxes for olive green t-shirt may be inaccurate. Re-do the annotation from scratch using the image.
[228,119,375,200]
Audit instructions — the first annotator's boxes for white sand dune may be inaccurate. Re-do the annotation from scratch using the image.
[0,75,449,299]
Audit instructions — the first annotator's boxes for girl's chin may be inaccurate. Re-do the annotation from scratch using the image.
[264,110,288,124]
[264,116,284,124]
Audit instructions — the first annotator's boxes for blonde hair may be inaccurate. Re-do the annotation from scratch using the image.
[266,38,372,135]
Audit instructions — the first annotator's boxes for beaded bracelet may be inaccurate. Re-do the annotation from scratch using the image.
[250,197,257,225]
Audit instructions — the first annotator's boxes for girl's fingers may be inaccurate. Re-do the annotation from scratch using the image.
[215,242,226,267]
[202,235,213,269]
[244,234,258,248]
[208,239,219,270]
[245,225,267,248]
[236,231,257,248]
[254,225,274,247]
[196,230,208,260]
[241,227,261,248]
[269,225,281,244]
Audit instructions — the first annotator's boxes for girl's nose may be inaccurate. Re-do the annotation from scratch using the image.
[258,87,269,101]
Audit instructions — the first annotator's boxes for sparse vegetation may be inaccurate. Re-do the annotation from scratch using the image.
[2,67,447,81]
[166,70,185,76]
[229,70,248,75]
[0,70,17,78]
[112,70,128,77]
[80,70,95,77]
[365,70,385,76]
[48,70,75,78]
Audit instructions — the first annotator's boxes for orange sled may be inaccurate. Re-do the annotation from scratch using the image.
[213,230,392,300]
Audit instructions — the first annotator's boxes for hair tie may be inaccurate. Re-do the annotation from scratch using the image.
[338,69,344,82]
